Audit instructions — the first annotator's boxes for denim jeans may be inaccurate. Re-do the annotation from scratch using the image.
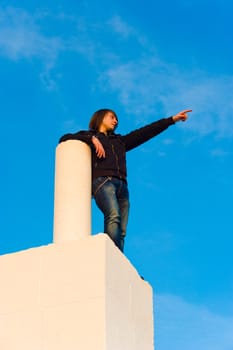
[92,176,130,252]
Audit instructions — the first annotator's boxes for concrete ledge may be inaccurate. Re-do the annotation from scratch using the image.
[0,234,154,350]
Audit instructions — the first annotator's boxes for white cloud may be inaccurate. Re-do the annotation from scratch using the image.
[1,7,233,138]
[161,73,233,139]
[0,7,63,60]
[210,148,231,158]
[108,15,134,38]
[101,57,233,138]
[162,138,175,145]
[155,294,233,350]
[0,7,63,89]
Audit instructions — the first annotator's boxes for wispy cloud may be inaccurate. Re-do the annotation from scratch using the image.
[0,7,63,89]
[210,148,231,158]
[92,16,233,139]
[108,15,134,39]
[155,293,233,350]
[1,7,233,138]
[0,7,62,60]
[101,58,233,138]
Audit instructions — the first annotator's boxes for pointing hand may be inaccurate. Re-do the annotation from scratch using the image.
[172,109,192,122]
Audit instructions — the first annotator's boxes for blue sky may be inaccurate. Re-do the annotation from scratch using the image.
[1,1,233,348]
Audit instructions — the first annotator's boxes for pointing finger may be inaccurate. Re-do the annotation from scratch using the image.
[181,109,192,114]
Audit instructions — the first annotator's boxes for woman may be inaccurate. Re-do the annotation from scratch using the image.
[59,108,191,252]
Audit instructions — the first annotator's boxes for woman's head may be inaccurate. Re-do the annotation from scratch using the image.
[89,109,118,132]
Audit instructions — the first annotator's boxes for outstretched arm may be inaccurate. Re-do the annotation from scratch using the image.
[122,109,192,151]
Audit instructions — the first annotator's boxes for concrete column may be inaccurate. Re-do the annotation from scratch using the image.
[53,140,91,243]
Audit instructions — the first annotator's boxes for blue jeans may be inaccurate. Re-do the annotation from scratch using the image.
[92,176,130,252]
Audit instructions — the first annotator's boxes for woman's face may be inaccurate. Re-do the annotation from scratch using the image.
[99,112,118,133]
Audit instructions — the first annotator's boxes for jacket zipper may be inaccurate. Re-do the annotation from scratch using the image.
[111,143,121,178]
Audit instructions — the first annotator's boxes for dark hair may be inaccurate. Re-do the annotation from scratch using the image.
[89,109,118,131]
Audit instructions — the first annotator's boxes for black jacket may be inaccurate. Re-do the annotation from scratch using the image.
[59,117,175,182]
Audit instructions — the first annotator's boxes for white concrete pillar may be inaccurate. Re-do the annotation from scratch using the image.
[53,140,91,243]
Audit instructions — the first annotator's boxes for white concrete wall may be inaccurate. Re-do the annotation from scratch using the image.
[0,234,154,350]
